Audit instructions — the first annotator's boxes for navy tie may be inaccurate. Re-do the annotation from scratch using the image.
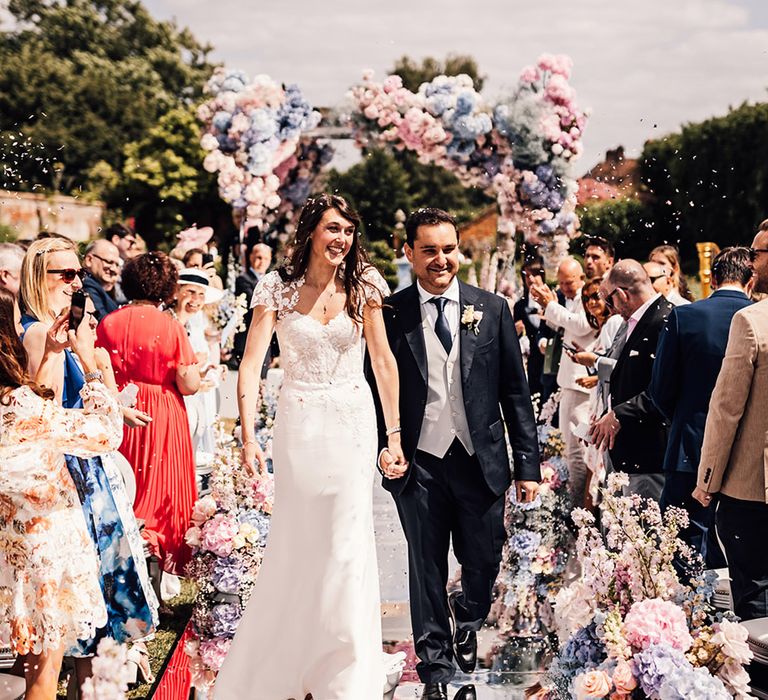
[429,297,453,354]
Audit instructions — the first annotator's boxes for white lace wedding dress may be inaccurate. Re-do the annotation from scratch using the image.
[214,269,404,700]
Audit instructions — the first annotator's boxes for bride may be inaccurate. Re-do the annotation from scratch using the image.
[214,194,407,700]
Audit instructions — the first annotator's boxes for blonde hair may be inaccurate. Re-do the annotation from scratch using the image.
[19,237,77,322]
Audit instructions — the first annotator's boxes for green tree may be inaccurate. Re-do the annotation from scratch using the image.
[391,54,486,92]
[0,0,216,194]
[328,149,413,242]
[111,105,222,249]
[639,101,768,271]
[365,240,398,290]
[578,198,655,261]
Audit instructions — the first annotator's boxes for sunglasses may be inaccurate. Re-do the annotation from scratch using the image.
[47,268,86,283]
[749,248,768,262]
[648,274,668,283]
[90,253,121,268]
[604,286,628,309]
[583,292,602,302]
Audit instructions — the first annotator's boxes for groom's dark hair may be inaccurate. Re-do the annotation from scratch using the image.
[405,208,458,247]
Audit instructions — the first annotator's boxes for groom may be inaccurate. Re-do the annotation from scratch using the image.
[371,208,540,700]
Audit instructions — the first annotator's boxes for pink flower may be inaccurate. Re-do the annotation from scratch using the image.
[185,525,202,547]
[383,75,403,94]
[199,638,231,672]
[363,105,379,120]
[201,513,239,557]
[519,65,540,83]
[573,670,611,699]
[611,660,636,694]
[623,598,693,652]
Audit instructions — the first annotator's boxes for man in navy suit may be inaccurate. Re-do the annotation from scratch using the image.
[370,208,540,700]
[650,247,753,566]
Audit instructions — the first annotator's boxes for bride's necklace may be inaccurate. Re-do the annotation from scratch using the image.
[304,275,341,316]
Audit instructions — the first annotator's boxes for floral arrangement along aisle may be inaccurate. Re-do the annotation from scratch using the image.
[492,391,572,641]
[184,445,274,694]
[531,472,753,700]
[197,69,334,243]
[348,55,588,277]
[80,638,132,700]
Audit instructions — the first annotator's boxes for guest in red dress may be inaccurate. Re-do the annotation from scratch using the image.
[97,252,201,574]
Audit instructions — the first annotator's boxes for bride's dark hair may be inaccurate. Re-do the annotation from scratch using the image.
[280,194,381,323]
[0,288,54,402]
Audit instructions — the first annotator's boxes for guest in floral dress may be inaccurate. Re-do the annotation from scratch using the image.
[18,237,158,686]
[0,288,123,700]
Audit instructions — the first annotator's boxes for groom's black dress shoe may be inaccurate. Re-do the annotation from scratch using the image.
[421,683,448,699]
[455,685,477,700]
[448,591,478,673]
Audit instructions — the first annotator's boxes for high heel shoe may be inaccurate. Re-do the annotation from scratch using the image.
[126,642,155,686]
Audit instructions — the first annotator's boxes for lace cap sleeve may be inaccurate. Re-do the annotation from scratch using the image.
[362,265,390,306]
[250,271,284,311]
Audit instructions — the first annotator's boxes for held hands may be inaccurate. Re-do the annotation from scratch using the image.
[241,440,267,478]
[379,434,408,480]
[515,480,539,504]
[589,409,621,451]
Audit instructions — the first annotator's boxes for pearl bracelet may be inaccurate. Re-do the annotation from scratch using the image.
[385,426,401,437]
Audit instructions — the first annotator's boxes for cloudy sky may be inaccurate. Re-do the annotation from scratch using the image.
[0,2,714,176]
[140,0,768,170]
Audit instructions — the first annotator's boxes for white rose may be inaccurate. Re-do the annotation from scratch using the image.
[712,620,753,664]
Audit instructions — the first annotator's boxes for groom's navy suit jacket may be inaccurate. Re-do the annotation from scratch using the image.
[370,280,540,497]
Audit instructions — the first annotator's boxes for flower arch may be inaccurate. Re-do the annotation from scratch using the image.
[197,69,334,246]
[347,54,588,286]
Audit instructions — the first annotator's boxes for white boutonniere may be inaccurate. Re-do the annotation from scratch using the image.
[461,304,483,335]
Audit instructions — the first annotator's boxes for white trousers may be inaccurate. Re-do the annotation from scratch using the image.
[559,388,591,509]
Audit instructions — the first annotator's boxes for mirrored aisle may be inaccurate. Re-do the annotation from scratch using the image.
[376,482,551,700]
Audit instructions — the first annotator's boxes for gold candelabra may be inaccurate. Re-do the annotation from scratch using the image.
[697,242,721,298]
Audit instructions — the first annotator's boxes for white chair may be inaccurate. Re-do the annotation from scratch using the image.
[0,673,24,700]
[742,617,768,698]
[711,567,733,611]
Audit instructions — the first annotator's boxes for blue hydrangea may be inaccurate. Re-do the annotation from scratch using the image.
[238,509,270,542]
[658,665,731,700]
[633,644,692,698]
[558,623,605,677]
[212,556,246,594]
[212,110,233,132]
[210,602,242,638]
[509,529,542,560]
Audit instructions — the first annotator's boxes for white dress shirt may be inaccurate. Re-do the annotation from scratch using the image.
[543,291,597,393]
[417,278,460,339]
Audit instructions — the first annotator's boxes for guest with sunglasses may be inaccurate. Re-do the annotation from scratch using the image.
[589,260,674,501]
[567,278,624,504]
[643,260,690,307]
[17,237,158,690]
[82,239,122,321]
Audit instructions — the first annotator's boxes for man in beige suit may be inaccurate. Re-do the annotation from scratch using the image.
[694,220,768,620]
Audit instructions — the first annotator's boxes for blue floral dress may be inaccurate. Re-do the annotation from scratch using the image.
[21,316,158,656]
